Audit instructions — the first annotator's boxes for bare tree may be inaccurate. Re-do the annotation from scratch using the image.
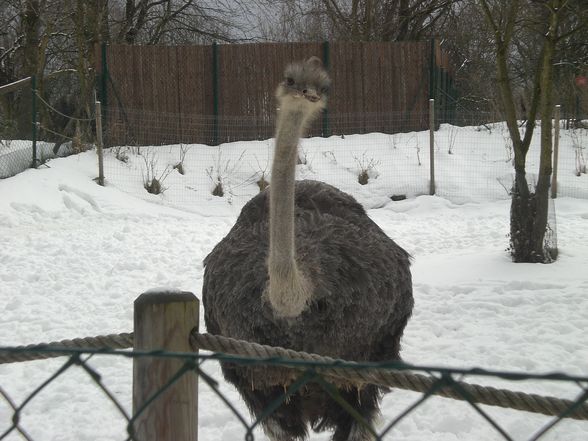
[0,1,22,133]
[109,0,255,44]
[438,3,499,115]
[254,0,329,42]
[0,0,258,143]
[478,0,588,262]
[255,0,457,42]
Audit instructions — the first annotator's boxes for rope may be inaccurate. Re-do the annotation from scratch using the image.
[190,332,588,421]
[34,90,96,122]
[38,124,76,141]
[0,333,133,364]
[1,331,587,421]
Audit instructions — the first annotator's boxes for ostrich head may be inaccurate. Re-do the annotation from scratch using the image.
[275,56,331,117]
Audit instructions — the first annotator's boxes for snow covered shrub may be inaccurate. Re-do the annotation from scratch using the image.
[353,152,380,185]
[206,147,245,199]
[413,136,422,166]
[112,146,129,163]
[252,149,270,192]
[256,172,269,191]
[173,144,190,175]
[446,124,458,154]
[322,150,338,165]
[140,148,172,195]
[297,145,309,165]
[210,176,224,196]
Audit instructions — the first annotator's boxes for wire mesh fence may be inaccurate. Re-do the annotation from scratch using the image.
[0,78,37,178]
[1,331,587,441]
[2,75,586,207]
[100,107,588,216]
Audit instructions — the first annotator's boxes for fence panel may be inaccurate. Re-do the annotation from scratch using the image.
[100,41,444,146]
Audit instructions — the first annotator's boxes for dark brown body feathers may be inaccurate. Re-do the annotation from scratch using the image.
[203,180,413,439]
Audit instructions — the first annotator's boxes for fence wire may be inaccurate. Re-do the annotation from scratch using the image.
[1,333,587,441]
[101,107,588,215]
[0,81,95,179]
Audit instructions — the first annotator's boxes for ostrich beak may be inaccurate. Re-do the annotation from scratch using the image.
[304,89,320,102]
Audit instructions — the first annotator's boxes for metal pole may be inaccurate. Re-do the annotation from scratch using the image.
[212,42,219,145]
[31,75,38,168]
[551,104,561,198]
[322,40,330,137]
[95,100,105,186]
[429,98,436,195]
[101,43,108,111]
[428,39,436,100]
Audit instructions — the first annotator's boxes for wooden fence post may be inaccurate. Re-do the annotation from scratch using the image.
[551,104,561,199]
[95,100,105,186]
[429,98,436,195]
[31,75,38,168]
[133,291,199,441]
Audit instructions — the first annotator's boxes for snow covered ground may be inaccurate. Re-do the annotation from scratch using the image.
[0,126,587,440]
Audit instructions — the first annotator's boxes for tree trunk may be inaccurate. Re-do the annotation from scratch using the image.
[529,1,560,262]
[16,0,41,139]
[509,0,561,263]
[510,170,533,262]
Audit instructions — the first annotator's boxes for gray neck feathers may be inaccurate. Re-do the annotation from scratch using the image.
[266,106,313,318]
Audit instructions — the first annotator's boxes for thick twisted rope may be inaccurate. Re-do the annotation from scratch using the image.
[190,332,588,421]
[0,333,133,364]
[1,331,587,421]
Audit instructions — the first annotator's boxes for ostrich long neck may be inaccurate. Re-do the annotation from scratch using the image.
[270,107,304,267]
[267,104,312,317]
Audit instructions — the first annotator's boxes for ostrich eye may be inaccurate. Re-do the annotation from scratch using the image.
[320,85,329,94]
[286,77,295,86]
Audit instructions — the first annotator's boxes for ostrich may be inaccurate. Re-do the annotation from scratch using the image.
[202,57,413,441]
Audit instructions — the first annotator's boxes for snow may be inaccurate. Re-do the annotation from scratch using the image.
[0,125,587,440]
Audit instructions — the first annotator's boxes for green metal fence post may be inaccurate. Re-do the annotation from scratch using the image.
[429,98,436,195]
[428,39,436,101]
[441,69,448,123]
[31,75,38,168]
[322,41,331,138]
[428,39,438,132]
[95,100,105,186]
[212,42,219,145]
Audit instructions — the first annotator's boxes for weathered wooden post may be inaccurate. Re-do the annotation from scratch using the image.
[95,100,105,186]
[551,104,561,199]
[133,291,199,441]
[31,75,38,168]
[429,98,436,195]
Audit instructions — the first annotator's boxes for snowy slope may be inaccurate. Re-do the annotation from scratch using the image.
[0,128,587,440]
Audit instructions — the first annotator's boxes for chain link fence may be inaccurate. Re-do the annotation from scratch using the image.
[0,74,96,179]
[1,317,587,441]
